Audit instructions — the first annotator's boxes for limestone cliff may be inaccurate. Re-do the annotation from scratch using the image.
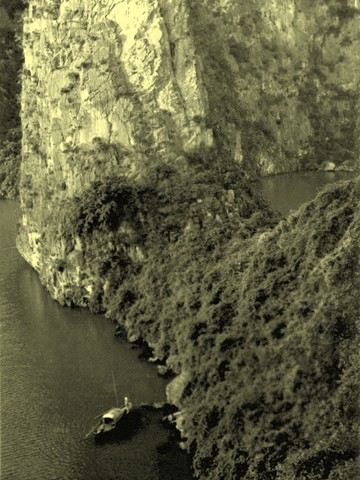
[18,0,360,273]
[19,0,213,273]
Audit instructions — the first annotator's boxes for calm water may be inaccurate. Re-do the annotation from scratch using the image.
[254,170,358,216]
[0,201,191,480]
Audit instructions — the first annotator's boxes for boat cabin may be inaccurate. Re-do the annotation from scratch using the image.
[94,398,132,435]
[101,408,125,428]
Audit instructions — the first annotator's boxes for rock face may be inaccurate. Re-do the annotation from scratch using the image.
[19,0,213,274]
[21,0,212,196]
[18,0,360,272]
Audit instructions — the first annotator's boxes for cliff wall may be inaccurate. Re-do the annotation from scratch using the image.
[19,0,212,273]
[18,0,360,277]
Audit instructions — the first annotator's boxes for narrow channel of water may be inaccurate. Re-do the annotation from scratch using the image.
[253,170,358,216]
[0,201,191,480]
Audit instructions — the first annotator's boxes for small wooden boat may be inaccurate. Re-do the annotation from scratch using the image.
[93,397,132,435]
[83,371,132,440]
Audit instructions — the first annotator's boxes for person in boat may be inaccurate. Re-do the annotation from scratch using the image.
[124,396,131,411]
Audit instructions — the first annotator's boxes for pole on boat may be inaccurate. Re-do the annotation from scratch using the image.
[112,370,119,407]
[82,426,96,441]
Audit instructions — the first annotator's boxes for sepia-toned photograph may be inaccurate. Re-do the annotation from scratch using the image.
[0,1,359,479]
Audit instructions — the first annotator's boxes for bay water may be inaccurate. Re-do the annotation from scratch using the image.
[0,202,191,480]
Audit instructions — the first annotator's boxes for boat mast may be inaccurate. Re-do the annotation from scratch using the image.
[112,370,119,407]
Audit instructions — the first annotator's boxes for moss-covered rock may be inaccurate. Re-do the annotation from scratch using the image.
[99,176,358,479]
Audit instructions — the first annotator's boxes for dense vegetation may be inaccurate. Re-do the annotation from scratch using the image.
[50,162,359,479]
[0,0,25,198]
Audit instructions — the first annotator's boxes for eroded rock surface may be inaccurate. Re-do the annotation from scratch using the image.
[19,0,360,275]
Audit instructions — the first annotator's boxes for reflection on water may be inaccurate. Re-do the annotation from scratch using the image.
[0,201,192,480]
[254,170,358,216]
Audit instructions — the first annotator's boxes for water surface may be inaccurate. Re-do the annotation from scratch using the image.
[0,201,191,480]
[254,170,358,216]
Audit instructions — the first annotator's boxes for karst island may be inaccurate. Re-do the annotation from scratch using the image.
[0,1,359,479]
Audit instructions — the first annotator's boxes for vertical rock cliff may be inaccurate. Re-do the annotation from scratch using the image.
[18,0,360,275]
[19,0,214,275]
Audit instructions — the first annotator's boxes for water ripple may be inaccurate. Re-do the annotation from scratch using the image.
[0,201,192,480]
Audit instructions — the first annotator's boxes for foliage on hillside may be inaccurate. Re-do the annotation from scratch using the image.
[174,178,360,479]
[54,162,359,479]
[113,176,359,479]
[0,0,25,198]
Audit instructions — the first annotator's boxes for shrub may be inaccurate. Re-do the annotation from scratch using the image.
[0,127,21,198]
[228,40,250,63]
[110,178,359,480]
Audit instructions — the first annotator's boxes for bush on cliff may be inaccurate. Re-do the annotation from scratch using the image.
[0,127,21,198]
[65,178,140,236]
[103,177,359,480]
[54,164,359,478]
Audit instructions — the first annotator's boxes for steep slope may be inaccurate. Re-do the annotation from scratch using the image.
[160,178,359,479]
[105,177,359,479]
